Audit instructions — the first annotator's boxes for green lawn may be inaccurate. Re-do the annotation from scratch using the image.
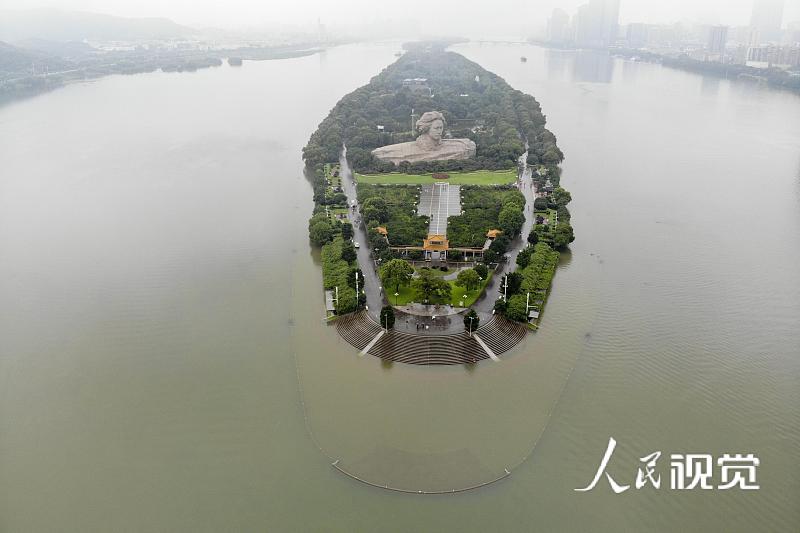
[387,271,493,308]
[355,169,517,185]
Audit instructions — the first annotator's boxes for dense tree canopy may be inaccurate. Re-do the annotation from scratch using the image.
[302,47,563,174]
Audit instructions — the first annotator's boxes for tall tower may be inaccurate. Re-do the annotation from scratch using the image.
[573,0,619,48]
[547,8,570,44]
[600,0,620,47]
[750,0,784,44]
[708,25,729,56]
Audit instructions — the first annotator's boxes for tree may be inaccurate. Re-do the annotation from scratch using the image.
[506,294,528,322]
[463,308,480,332]
[379,305,395,329]
[379,258,414,293]
[361,197,388,224]
[551,187,572,208]
[493,298,507,315]
[483,249,499,264]
[341,222,353,240]
[489,234,511,255]
[498,206,524,236]
[329,192,348,205]
[553,223,575,248]
[412,267,452,303]
[534,197,549,210]
[516,246,533,269]
[527,229,539,245]
[455,268,481,291]
[341,242,357,263]
[347,267,363,289]
[474,263,489,279]
[499,272,523,297]
[309,218,336,246]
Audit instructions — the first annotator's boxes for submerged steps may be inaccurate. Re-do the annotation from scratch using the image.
[334,311,527,365]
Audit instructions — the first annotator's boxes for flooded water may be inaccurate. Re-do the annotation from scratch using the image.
[0,42,798,531]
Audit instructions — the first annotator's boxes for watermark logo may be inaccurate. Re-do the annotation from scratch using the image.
[575,437,760,493]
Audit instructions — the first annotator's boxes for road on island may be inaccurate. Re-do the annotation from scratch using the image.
[471,150,535,313]
[338,148,385,320]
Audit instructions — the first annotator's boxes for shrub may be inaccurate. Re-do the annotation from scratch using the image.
[506,294,528,322]
[379,305,395,329]
[463,308,480,332]
[341,223,353,240]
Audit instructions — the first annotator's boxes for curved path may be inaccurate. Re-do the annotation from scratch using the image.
[335,311,527,365]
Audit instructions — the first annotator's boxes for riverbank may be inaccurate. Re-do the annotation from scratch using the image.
[612,47,800,94]
[0,43,326,107]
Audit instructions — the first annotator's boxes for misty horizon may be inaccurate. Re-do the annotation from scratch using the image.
[1,0,799,37]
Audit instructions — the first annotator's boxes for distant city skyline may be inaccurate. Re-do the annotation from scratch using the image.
[1,0,798,32]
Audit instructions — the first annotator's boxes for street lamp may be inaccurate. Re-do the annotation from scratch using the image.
[468,315,475,336]
[394,292,399,306]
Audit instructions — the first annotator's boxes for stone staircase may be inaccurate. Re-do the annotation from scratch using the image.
[334,311,382,351]
[334,311,528,365]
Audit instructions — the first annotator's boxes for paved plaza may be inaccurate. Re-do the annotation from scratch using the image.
[417,183,461,236]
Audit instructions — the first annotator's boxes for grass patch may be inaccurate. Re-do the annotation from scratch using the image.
[355,169,517,185]
[388,270,493,308]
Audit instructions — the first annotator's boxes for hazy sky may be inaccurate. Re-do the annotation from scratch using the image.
[1,0,798,30]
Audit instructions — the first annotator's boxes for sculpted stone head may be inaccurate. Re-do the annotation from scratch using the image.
[371,109,475,163]
[416,111,445,146]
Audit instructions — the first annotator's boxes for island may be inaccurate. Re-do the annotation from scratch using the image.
[304,42,575,365]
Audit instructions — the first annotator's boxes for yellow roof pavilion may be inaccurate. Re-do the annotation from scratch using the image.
[423,234,449,251]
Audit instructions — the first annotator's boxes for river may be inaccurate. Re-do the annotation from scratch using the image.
[0,42,798,531]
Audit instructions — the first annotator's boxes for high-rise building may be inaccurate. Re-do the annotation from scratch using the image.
[750,0,785,44]
[573,0,620,48]
[707,25,729,55]
[547,8,571,44]
[627,23,650,48]
[600,0,621,47]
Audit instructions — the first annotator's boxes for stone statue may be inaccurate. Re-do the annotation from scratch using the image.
[371,111,476,165]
